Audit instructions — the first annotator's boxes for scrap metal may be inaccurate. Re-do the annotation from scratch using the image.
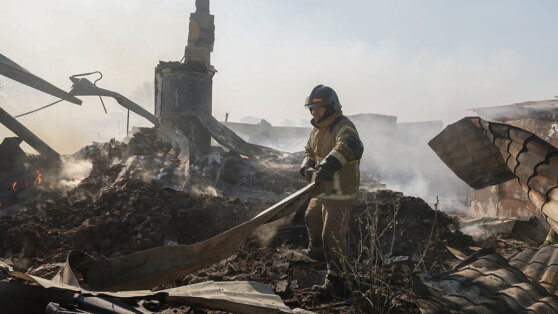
[0,53,81,105]
[428,117,516,189]
[0,279,291,313]
[414,248,558,313]
[429,116,558,235]
[509,245,558,295]
[0,183,316,312]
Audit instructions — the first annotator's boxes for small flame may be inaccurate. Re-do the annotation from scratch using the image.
[12,182,17,191]
[0,202,2,207]
[34,170,42,187]
[240,155,249,159]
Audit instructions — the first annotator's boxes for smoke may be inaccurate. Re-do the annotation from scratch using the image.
[459,223,495,242]
[2,1,556,154]
[458,217,520,241]
[254,218,287,247]
[2,1,556,161]
[0,76,155,155]
[58,157,93,190]
[2,1,555,216]
[356,119,470,205]
[226,115,469,208]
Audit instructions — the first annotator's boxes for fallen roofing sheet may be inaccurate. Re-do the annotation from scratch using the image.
[414,248,558,314]
[0,53,81,105]
[429,117,558,234]
[0,183,315,313]
[428,117,516,189]
[46,182,314,291]
[0,278,291,313]
[509,245,558,296]
[459,216,541,241]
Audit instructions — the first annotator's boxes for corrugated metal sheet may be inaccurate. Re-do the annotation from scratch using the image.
[428,117,516,190]
[509,245,558,296]
[429,117,558,234]
[414,248,558,313]
[0,279,292,313]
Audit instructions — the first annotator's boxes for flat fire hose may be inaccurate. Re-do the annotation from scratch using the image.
[53,182,315,290]
[2,183,315,313]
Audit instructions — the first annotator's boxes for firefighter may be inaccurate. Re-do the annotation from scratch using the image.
[299,85,363,296]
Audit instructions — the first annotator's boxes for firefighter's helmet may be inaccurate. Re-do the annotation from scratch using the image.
[304,85,341,112]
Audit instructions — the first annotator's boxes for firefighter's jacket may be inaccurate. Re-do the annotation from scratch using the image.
[304,110,361,202]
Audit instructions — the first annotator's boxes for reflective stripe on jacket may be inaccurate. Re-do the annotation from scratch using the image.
[304,110,361,202]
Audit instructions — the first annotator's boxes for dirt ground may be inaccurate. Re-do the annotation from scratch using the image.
[0,128,529,313]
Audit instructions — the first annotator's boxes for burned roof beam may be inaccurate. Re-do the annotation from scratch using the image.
[179,110,273,156]
[70,77,273,157]
[0,54,82,105]
[0,106,59,157]
[69,77,159,126]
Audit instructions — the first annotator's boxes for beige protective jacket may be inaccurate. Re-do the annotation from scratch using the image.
[304,111,361,202]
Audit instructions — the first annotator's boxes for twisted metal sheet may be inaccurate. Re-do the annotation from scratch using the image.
[429,117,558,233]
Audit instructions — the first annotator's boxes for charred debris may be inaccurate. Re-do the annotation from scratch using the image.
[1,1,557,313]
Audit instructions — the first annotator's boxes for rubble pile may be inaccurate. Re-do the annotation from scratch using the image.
[174,190,475,313]
[2,180,256,263]
[351,190,475,271]
[0,128,484,313]
[0,128,306,271]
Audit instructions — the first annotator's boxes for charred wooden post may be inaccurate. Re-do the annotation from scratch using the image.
[0,106,59,158]
[0,137,25,174]
[154,0,215,162]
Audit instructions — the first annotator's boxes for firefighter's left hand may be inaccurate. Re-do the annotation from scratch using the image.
[315,166,334,182]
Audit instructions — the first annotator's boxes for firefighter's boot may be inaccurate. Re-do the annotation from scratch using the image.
[301,247,325,262]
[312,272,349,297]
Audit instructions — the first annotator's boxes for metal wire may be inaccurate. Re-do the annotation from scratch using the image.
[14,99,63,118]
[13,71,106,118]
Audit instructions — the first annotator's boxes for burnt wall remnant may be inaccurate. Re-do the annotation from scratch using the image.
[155,0,215,161]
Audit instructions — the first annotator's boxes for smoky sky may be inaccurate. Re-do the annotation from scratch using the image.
[1,0,558,154]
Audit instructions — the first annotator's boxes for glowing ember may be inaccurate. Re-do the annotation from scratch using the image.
[12,182,17,191]
[34,170,42,187]
[240,155,249,159]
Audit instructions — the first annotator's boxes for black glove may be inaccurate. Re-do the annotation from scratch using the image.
[300,157,316,182]
[303,167,316,182]
[315,153,342,182]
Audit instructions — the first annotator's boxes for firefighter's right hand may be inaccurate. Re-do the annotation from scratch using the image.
[300,157,316,182]
[302,167,316,182]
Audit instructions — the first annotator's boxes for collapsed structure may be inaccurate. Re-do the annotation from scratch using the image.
[3,0,558,313]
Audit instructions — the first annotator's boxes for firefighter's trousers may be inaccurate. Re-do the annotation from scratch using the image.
[304,197,352,273]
